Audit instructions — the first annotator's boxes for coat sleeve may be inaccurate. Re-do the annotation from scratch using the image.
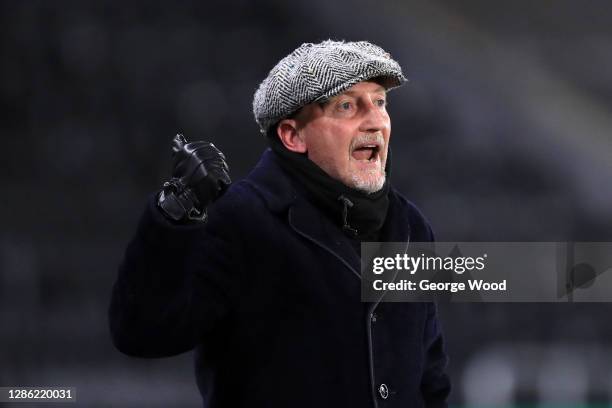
[420,302,451,407]
[108,193,243,358]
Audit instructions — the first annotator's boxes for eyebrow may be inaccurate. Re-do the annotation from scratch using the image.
[319,85,387,108]
[341,86,386,96]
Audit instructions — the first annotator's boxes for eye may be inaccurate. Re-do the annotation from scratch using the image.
[375,98,387,108]
[339,101,352,110]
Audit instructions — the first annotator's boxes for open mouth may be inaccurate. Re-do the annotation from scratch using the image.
[351,143,381,162]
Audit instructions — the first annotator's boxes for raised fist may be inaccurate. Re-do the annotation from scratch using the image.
[157,134,231,222]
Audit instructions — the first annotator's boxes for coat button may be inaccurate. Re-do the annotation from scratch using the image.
[371,313,377,323]
[378,383,389,399]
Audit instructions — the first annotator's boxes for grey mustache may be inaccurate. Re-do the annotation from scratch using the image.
[350,133,385,151]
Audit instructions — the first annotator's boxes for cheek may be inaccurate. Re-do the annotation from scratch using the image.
[305,125,349,159]
[309,141,345,172]
[322,135,352,170]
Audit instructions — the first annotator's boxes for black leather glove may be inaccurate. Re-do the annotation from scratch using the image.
[157,134,231,222]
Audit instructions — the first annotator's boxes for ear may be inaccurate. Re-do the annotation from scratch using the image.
[277,119,307,153]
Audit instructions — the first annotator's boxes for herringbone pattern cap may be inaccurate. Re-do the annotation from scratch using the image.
[253,40,406,134]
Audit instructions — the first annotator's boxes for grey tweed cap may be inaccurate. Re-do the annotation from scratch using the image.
[253,39,406,135]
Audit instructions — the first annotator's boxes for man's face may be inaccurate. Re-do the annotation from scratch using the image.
[293,81,391,193]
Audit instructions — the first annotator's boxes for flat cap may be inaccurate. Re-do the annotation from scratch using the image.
[253,39,406,135]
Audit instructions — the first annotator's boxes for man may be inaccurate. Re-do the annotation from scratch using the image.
[110,40,450,407]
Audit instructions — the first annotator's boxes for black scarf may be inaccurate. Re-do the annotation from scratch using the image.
[268,136,390,241]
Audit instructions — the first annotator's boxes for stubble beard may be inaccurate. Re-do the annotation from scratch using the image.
[349,162,386,194]
[347,133,387,194]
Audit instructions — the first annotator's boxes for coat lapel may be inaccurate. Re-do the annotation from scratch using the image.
[245,149,361,279]
[287,196,361,279]
[244,149,416,282]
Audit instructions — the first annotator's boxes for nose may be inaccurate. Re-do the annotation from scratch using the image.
[359,98,389,133]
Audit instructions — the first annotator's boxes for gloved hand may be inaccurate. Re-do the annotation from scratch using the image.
[157,134,231,222]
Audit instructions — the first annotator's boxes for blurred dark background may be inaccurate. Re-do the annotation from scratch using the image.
[1,0,611,406]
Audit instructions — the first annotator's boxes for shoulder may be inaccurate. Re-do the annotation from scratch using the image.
[390,188,436,242]
[208,180,267,218]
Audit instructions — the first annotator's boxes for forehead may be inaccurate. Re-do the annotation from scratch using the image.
[330,80,386,98]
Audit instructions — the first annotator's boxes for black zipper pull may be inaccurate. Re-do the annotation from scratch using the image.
[337,195,358,236]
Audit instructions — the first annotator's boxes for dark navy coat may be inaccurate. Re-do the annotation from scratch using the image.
[109,149,450,407]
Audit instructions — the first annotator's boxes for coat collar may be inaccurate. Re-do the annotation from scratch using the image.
[244,149,297,214]
[244,149,413,278]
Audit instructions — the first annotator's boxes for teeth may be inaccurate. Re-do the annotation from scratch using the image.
[355,144,378,150]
